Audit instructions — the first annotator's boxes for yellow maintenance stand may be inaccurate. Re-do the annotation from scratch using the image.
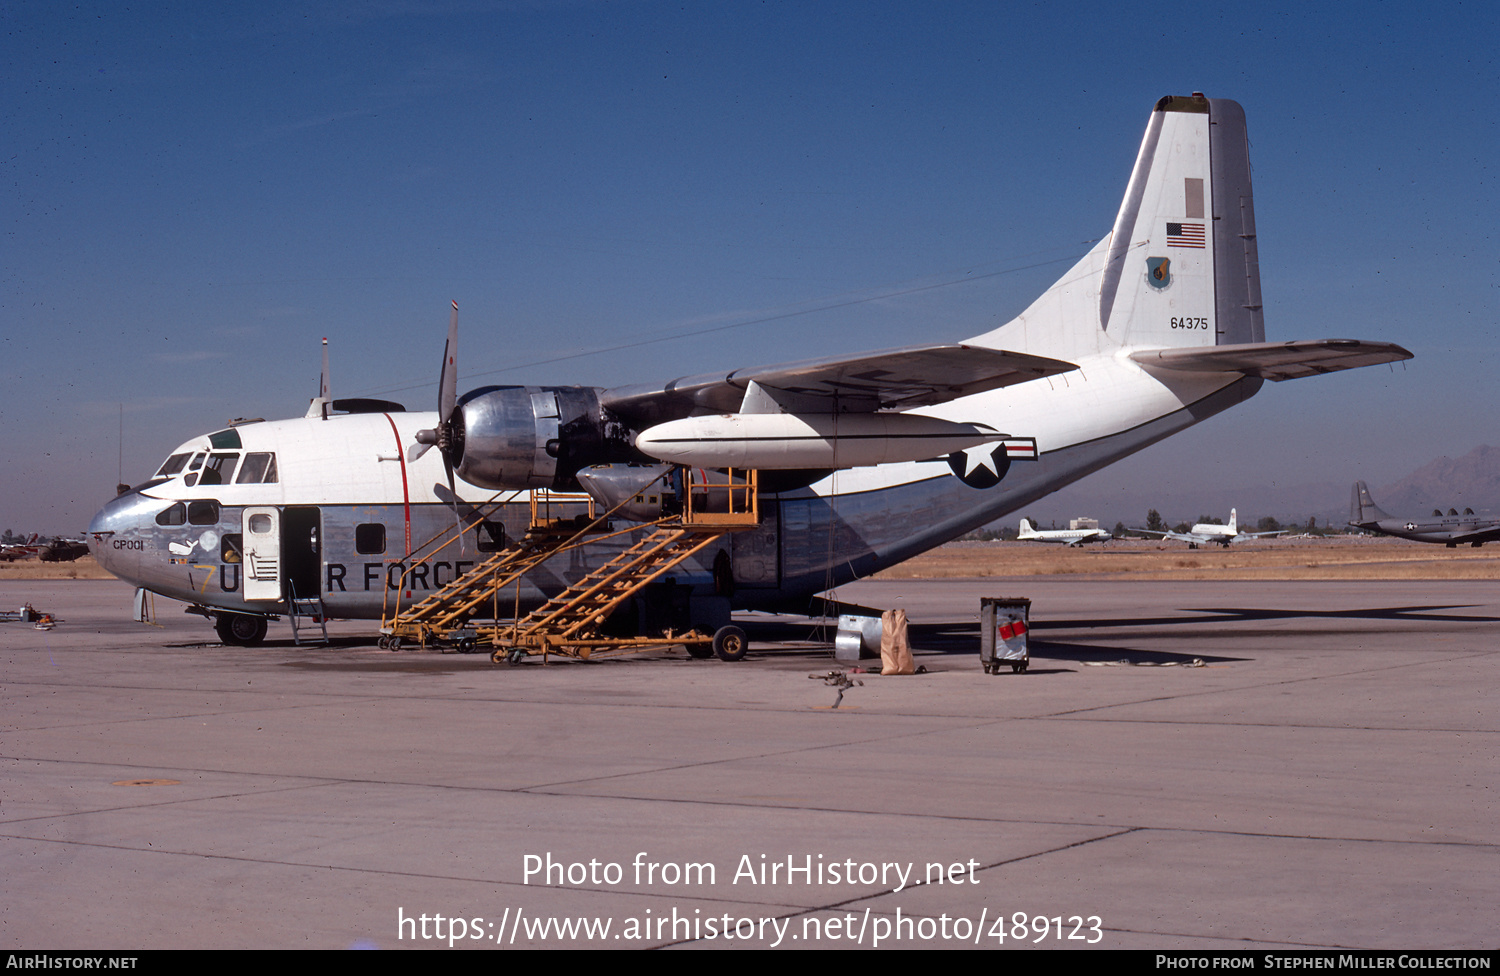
[380,468,760,663]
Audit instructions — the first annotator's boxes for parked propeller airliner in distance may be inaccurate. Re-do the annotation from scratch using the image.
[1349,482,1500,547]
[1137,509,1283,548]
[1017,519,1111,546]
[88,94,1411,648]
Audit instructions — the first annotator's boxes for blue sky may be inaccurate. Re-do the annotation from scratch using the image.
[4,0,1496,533]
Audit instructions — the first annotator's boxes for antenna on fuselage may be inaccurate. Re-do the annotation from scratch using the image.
[306,337,333,420]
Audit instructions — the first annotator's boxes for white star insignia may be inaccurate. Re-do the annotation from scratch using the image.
[959,444,1002,478]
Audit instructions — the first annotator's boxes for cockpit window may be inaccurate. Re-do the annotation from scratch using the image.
[235,452,279,485]
[184,452,238,487]
[196,453,238,486]
[155,453,191,478]
[156,503,187,526]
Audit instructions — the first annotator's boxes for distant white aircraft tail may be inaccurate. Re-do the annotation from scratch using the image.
[1018,518,1037,539]
[1228,508,1238,534]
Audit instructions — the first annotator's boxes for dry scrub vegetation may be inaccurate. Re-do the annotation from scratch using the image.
[0,556,115,580]
[875,537,1500,581]
[4,540,1496,585]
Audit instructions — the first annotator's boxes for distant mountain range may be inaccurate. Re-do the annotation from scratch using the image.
[1376,445,1500,514]
[1012,445,1500,530]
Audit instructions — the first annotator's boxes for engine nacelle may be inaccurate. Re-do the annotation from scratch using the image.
[451,386,639,491]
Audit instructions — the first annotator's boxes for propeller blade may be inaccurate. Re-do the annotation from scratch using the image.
[439,301,462,553]
[438,300,457,425]
[411,300,461,466]
[447,462,463,555]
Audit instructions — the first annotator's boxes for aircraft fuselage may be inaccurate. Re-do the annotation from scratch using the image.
[88,365,1259,622]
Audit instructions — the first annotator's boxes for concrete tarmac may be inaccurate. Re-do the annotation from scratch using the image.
[1,578,1494,950]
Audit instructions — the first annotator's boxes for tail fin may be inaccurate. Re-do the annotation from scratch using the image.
[1018,519,1036,538]
[1228,509,1238,534]
[1351,482,1391,523]
[1100,95,1262,349]
[973,95,1261,360]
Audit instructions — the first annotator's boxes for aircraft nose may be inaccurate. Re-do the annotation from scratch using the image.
[88,489,160,579]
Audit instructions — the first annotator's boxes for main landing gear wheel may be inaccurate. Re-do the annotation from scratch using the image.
[712,625,748,662]
[215,613,268,647]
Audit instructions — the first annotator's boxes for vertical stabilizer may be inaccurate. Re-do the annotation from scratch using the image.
[1099,95,1263,350]
[1228,508,1238,534]
[1351,482,1390,523]
[974,95,1265,363]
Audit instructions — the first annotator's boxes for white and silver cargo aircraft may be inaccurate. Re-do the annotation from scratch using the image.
[89,94,1411,646]
[1137,509,1283,548]
[1016,519,1112,546]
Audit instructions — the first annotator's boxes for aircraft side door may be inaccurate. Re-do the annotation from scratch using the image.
[242,506,282,602]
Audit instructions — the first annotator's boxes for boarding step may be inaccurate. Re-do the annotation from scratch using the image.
[288,588,329,646]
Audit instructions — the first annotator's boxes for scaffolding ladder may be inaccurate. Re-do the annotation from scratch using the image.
[487,468,759,663]
[380,468,760,662]
[379,489,604,651]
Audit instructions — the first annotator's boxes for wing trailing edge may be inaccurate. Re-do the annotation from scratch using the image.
[602,344,1076,426]
[1130,339,1412,382]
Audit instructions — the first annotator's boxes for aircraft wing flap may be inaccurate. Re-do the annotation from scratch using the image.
[601,344,1075,426]
[1130,339,1413,382]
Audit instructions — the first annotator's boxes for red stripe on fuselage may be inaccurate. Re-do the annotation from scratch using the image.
[383,414,413,558]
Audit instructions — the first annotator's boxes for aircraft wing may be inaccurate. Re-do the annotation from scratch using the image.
[1449,525,1500,546]
[1129,339,1412,382]
[1137,529,1202,544]
[601,344,1076,426]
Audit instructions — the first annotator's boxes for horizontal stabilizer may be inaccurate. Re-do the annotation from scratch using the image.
[603,344,1076,425]
[1130,339,1412,382]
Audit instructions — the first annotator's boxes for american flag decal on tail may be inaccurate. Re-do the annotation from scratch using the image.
[1166,222,1205,248]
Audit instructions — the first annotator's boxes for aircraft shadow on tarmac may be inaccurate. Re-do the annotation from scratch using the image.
[738,619,1232,668]
[163,604,1495,670]
[745,602,1500,669]
[1066,604,1500,627]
